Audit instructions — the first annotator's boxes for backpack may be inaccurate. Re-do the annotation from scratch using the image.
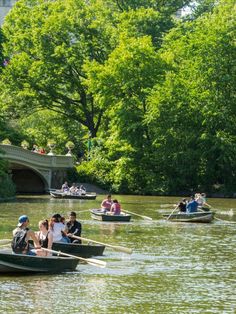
[11,228,29,253]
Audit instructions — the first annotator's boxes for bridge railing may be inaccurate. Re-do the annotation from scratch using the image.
[0,144,74,168]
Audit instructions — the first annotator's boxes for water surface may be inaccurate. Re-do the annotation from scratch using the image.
[0,195,235,313]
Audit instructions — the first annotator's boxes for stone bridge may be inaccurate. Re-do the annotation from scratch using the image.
[0,144,74,193]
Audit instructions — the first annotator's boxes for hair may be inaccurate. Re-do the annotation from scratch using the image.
[70,211,76,217]
[39,219,49,230]
[113,199,118,203]
[107,194,111,198]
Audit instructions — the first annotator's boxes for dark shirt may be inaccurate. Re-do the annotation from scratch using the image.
[66,220,82,243]
[178,202,186,212]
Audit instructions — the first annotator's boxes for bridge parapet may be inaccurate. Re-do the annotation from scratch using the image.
[0,144,73,168]
[0,144,74,192]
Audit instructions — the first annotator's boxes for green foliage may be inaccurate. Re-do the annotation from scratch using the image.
[0,156,15,198]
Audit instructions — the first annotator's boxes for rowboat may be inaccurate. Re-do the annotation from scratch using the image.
[90,209,131,222]
[163,211,214,223]
[0,250,79,274]
[50,191,96,200]
[52,242,105,258]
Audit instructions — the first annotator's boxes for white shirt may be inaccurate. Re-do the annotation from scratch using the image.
[50,222,66,242]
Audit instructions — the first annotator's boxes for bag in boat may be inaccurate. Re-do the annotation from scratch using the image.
[11,228,29,253]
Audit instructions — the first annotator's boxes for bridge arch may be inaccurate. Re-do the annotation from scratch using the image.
[0,144,74,193]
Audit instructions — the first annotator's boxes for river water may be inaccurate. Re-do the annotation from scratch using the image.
[0,195,235,314]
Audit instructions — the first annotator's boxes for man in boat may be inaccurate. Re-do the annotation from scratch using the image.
[61,181,69,192]
[101,194,112,212]
[12,215,41,255]
[65,211,82,243]
[186,196,199,213]
[177,198,187,212]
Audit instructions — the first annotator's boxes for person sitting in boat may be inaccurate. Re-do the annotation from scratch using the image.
[49,214,70,243]
[35,219,53,256]
[101,194,112,212]
[178,198,187,212]
[12,215,41,255]
[109,199,121,215]
[195,193,211,209]
[65,211,82,244]
[186,196,199,213]
[79,185,86,195]
[69,183,77,195]
[61,181,69,192]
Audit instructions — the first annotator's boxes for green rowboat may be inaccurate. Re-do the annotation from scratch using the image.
[0,250,79,274]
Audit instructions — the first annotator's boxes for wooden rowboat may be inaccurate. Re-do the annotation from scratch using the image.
[163,211,214,223]
[0,250,79,274]
[90,209,131,222]
[52,242,105,258]
[50,191,96,200]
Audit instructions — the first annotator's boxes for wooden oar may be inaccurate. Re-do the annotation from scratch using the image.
[41,248,106,268]
[166,205,179,220]
[71,235,132,254]
[121,209,153,221]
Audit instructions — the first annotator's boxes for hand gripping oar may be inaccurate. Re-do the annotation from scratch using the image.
[41,248,106,268]
[121,209,153,221]
[71,235,132,254]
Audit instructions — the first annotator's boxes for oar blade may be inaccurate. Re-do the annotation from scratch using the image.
[86,258,107,268]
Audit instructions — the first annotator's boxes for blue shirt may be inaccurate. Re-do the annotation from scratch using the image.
[186,200,198,213]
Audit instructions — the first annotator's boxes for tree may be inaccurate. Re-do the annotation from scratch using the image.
[1,0,117,137]
[146,0,236,193]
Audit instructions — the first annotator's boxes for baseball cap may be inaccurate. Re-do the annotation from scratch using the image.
[17,215,29,226]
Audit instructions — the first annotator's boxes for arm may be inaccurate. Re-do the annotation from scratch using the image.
[28,230,41,248]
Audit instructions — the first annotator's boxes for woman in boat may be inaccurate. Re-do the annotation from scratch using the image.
[49,214,70,243]
[35,219,53,256]
[109,199,121,215]
[195,193,211,209]
[12,215,41,255]
[101,194,112,212]
[65,211,82,243]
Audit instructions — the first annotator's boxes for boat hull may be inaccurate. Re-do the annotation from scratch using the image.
[0,250,79,274]
[52,242,105,258]
[50,191,96,200]
[90,209,131,222]
[163,211,214,223]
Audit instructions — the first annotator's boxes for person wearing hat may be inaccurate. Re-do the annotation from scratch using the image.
[65,211,82,243]
[12,215,41,255]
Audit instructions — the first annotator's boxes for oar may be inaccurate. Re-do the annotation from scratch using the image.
[41,248,106,268]
[71,235,132,254]
[121,209,153,221]
[166,205,179,220]
[0,239,12,245]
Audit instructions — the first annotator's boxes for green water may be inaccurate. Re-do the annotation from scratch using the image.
[0,195,235,314]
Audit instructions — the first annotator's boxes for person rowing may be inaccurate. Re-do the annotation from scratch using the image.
[195,193,211,209]
[65,211,82,244]
[101,194,112,212]
[186,195,199,213]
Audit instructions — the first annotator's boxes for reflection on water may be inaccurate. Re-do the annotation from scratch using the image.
[0,195,236,313]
